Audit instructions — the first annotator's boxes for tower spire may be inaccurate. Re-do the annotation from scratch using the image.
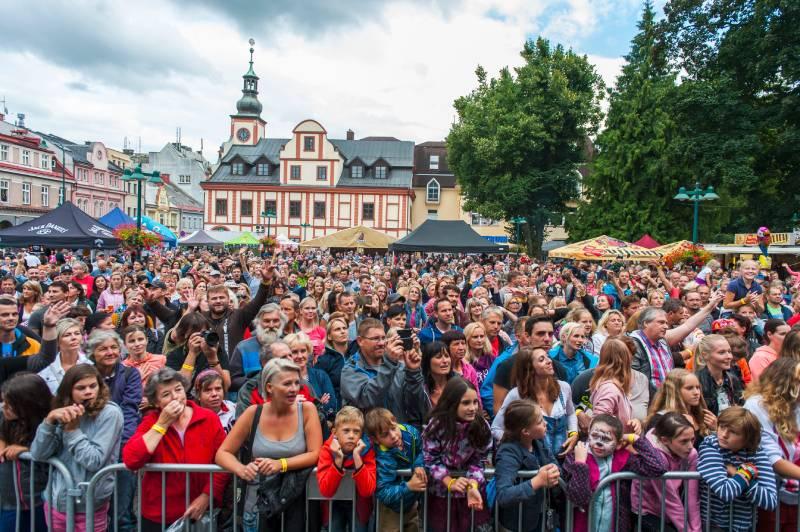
[235,38,262,117]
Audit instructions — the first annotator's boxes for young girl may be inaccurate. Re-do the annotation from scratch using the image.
[30,364,124,532]
[563,414,667,532]
[698,407,777,531]
[423,377,492,532]
[495,400,560,532]
[0,374,52,532]
[646,369,716,448]
[632,412,700,532]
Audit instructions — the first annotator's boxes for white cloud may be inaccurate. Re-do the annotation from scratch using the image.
[2,0,628,159]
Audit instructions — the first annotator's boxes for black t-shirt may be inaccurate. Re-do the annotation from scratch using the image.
[165,343,230,390]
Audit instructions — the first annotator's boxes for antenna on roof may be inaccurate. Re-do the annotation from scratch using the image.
[200,138,204,153]
[176,127,181,147]
[138,136,142,153]
[0,96,7,116]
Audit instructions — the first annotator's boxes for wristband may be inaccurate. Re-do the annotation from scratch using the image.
[151,424,167,436]
[575,407,584,415]
[568,431,578,438]
[469,480,479,491]
[447,478,457,492]
[626,434,636,444]
[280,458,288,473]
[181,363,195,372]
[739,298,747,305]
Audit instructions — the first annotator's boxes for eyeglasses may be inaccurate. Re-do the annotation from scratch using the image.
[362,336,387,343]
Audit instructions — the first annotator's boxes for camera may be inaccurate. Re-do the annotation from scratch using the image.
[202,330,219,348]
[397,328,415,351]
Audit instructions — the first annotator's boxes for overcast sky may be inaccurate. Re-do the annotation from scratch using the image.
[1,0,660,161]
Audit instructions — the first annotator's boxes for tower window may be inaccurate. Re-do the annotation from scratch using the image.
[303,136,315,152]
[374,165,387,179]
[290,165,301,180]
[351,165,363,178]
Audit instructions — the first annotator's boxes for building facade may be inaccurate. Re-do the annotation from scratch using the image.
[0,114,75,227]
[145,175,204,236]
[141,142,210,206]
[410,141,508,242]
[202,49,414,240]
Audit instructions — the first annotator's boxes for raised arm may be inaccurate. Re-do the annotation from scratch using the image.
[666,291,724,347]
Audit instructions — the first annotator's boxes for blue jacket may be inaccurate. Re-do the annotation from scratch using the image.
[417,323,463,345]
[495,439,557,532]
[306,366,338,420]
[404,302,427,330]
[480,341,518,417]
[548,344,598,385]
[314,345,348,403]
[103,361,142,445]
[229,336,262,393]
[375,424,424,513]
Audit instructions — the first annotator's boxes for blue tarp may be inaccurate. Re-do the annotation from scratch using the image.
[98,207,135,228]
[140,216,178,248]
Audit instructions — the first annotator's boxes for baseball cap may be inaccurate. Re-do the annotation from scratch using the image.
[387,293,406,305]
[209,269,222,277]
[60,265,73,273]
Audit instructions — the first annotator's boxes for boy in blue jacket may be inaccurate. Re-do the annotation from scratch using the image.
[365,407,426,532]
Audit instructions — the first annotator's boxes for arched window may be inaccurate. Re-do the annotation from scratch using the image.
[426,179,440,203]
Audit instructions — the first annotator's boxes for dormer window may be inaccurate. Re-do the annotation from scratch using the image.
[256,163,269,176]
[430,155,439,170]
[351,165,363,178]
[303,136,315,152]
[232,163,245,175]
[374,165,387,179]
[426,179,440,203]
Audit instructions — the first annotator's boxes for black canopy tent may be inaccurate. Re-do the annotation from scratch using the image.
[178,230,225,247]
[0,201,120,249]
[390,220,508,253]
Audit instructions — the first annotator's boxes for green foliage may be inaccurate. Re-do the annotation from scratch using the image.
[447,38,604,256]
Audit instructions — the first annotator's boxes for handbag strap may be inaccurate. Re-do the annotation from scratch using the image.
[245,404,263,465]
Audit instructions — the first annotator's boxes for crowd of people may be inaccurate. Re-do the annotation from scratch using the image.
[0,247,799,531]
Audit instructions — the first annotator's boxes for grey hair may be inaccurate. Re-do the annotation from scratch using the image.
[72,261,88,272]
[253,303,286,329]
[637,306,666,329]
[85,329,123,361]
[259,340,290,367]
[144,367,189,407]
[481,305,504,321]
[56,318,83,343]
[259,358,300,397]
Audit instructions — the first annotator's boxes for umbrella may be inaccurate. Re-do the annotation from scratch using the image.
[548,235,662,261]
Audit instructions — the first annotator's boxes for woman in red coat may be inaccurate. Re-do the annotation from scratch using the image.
[122,367,228,531]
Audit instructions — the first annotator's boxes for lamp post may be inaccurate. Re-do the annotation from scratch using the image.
[673,181,719,244]
[122,165,162,231]
[300,222,311,241]
[261,209,276,237]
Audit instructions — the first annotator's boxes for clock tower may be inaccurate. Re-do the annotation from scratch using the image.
[230,40,266,146]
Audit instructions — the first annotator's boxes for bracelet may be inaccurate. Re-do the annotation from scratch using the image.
[151,424,167,435]
[447,478,457,492]
[739,298,747,305]
[575,407,584,415]
[280,458,288,473]
[626,434,636,444]
[181,363,195,372]
[208,361,220,368]
[469,480,479,491]
[568,431,578,438]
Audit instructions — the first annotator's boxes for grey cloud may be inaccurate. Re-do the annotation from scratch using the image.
[1,2,212,91]
[66,81,90,92]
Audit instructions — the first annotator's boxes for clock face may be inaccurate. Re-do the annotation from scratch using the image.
[237,128,251,142]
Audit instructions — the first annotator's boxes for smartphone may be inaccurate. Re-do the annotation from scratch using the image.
[397,328,414,350]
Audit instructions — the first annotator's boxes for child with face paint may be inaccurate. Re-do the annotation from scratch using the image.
[494,400,560,532]
[563,414,667,532]
[632,412,701,532]
[422,377,492,532]
[697,407,777,531]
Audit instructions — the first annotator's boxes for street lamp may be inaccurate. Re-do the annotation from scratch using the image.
[300,222,311,241]
[261,209,277,237]
[122,165,161,231]
[510,216,526,252]
[673,181,719,244]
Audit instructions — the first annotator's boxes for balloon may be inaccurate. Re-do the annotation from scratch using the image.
[757,226,771,256]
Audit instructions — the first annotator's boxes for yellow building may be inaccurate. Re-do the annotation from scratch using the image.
[411,142,508,243]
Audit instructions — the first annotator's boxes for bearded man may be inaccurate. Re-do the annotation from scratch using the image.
[228,303,285,392]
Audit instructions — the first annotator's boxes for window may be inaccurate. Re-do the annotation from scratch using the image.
[0,144,7,161]
[58,187,64,205]
[289,200,301,218]
[256,163,269,176]
[22,150,30,166]
[41,185,49,207]
[316,166,327,181]
[426,179,440,203]
[94,201,100,217]
[471,213,497,226]
[51,157,56,170]
[178,175,191,184]
[303,136,315,152]
[171,213,178,227]
[430,155,439,170]
[313,201,326,219]
[95,172,104,185]
[362,202,375,220]
[351,165,363,178]
[0,180,8,203]
[290,165,301,180]
[232,163,244,175]
[240,199,253,216]
[40,154,49,170]
[427,209,438,220]
[159,214,166,225]
[215,198,228,216]
[263,199,277,216]
[22,183,30,205]
[374,165,387,179]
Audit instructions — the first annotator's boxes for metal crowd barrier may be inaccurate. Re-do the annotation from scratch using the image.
[586,470,798,532]
[4,452,76,532]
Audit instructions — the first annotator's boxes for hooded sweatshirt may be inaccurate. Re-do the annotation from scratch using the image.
[749,345,778,382]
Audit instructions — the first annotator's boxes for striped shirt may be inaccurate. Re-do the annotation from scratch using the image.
[697,435,778,531]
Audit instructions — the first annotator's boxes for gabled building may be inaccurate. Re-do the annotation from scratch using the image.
[202,47,414,240]
[141,142,210,206]
[145,175,204,235]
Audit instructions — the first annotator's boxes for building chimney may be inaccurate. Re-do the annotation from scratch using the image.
[15,113,25,129]
[346,129,355,141]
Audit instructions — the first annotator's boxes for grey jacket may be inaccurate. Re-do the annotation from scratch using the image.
[30,402,123,513]
[340,352,427,429]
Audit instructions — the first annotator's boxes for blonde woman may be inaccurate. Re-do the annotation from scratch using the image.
[18,280,42,326]
[564,307,596,352]
[284,332,336,424]
[646,368,715,446]
[591,309,625,354]
[297,297,326,358]
[463,322,495,387]
[547,322,598,385]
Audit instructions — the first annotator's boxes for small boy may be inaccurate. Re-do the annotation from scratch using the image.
[365,407,426,532]
[317,406,376,532]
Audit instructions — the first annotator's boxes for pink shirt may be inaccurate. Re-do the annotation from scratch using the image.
[749,345,778,382]
[590,380,633,429]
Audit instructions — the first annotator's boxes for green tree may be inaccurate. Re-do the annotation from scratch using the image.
[569,2,692,243]
[447,38,604,256]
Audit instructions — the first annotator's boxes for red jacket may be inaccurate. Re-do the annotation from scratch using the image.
[122,401,229,523]
[316,434,376,498]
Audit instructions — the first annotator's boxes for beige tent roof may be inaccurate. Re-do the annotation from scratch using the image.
[299,225,396,249]
[548,235,662,261]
